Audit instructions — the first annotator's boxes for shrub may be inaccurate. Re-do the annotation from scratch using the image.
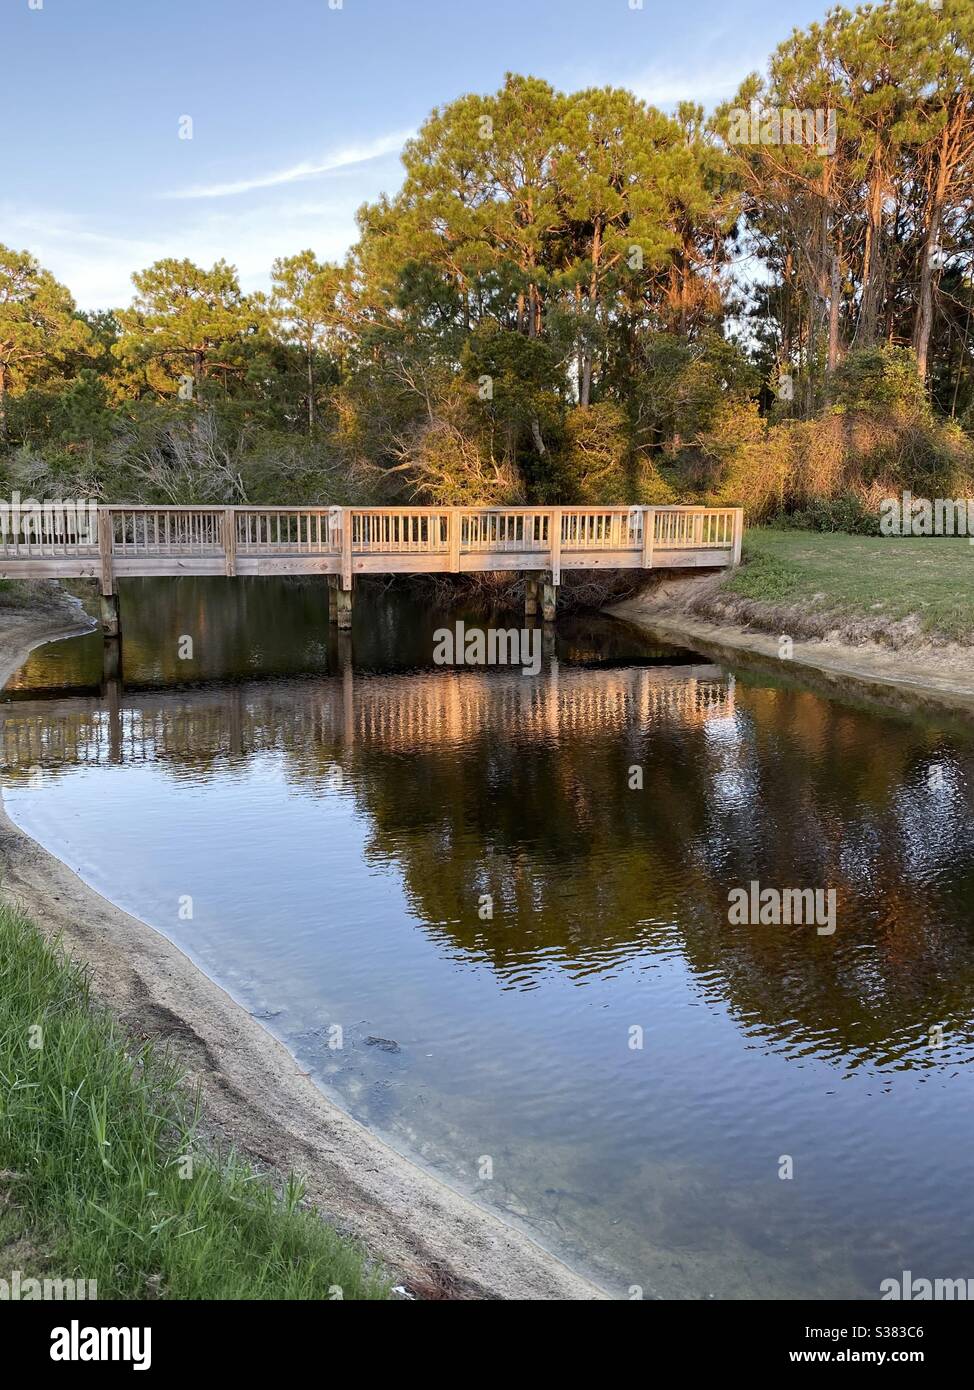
[676,400,791,518]
[830,345,930,420]
[773,493,878,534]
[563,401,630,502]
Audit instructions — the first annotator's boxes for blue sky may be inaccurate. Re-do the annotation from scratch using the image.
[2,0,826,309]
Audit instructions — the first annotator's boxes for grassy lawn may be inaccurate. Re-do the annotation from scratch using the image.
[0,903,390,1300]
[724,528,974,643]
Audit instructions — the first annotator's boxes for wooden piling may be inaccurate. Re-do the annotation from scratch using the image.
[336,583,353,630]
[100,592,120,639]
[542,580,557,622]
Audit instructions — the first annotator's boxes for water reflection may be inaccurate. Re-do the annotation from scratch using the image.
[3,578,974,1298]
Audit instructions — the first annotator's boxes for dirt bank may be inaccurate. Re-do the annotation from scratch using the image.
[0,604,604,1301]
[610,573,974,717]
[0,584,97,676]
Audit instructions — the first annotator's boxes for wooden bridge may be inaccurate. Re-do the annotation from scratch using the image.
[0,503,742,630]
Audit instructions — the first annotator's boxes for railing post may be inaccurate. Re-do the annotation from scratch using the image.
[341,507,353,590]
[549,507,562,586]
[223,507,237,577]
[449,507,461,573]
[641,507,656,569]
[732,507,744,566]
[97,508,115,598]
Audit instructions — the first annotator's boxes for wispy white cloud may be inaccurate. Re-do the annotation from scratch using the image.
[160,129,413,201]
[0,184,384,310]
[629,56,763,110]
[0,205,167,308]
[1,114,415,308]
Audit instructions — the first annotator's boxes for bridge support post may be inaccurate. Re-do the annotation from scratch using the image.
[327,576,338,622]
[542,579,557,622]
[336,582,353,630]
[524,573,540,619]
[100,592,120,639]
[102,637,121,685]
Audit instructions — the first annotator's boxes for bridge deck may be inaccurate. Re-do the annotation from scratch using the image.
[0,504,742,593]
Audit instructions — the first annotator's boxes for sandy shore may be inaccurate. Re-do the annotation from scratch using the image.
[0,601,604,1301]
[611,576,974,718]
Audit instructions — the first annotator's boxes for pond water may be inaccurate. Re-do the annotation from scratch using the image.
[3,577,974,1298]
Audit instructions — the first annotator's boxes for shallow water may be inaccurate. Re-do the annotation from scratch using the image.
[3,577,974,1297]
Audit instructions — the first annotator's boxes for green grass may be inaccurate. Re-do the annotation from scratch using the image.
[0,903,390,1300]
[723,528,974,642]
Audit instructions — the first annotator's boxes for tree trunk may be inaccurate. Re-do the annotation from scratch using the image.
[827,249,842,374]
[580,220,602,408]
[914,214,941,382]
[580,333,594,408]
[0,363,6,443]
[781,249,794,368]
[914,132,949,382]
[859,159,885,344]
[805,314,818,417]
[678,238,690,336]
[307,346,315,434]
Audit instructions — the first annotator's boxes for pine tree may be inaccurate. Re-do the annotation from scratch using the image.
[0,245,90,440]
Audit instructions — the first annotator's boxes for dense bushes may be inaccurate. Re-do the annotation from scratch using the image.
[773,494,879,535]
[0,404,377,508]
[645,347,974,530]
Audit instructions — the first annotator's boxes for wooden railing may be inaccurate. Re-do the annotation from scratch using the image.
[351,508,449,554]
[0,500,100,557]
[109,507,225,557]
[0,503,742,592]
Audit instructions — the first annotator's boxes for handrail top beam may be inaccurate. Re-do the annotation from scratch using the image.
[96,502,740,514]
